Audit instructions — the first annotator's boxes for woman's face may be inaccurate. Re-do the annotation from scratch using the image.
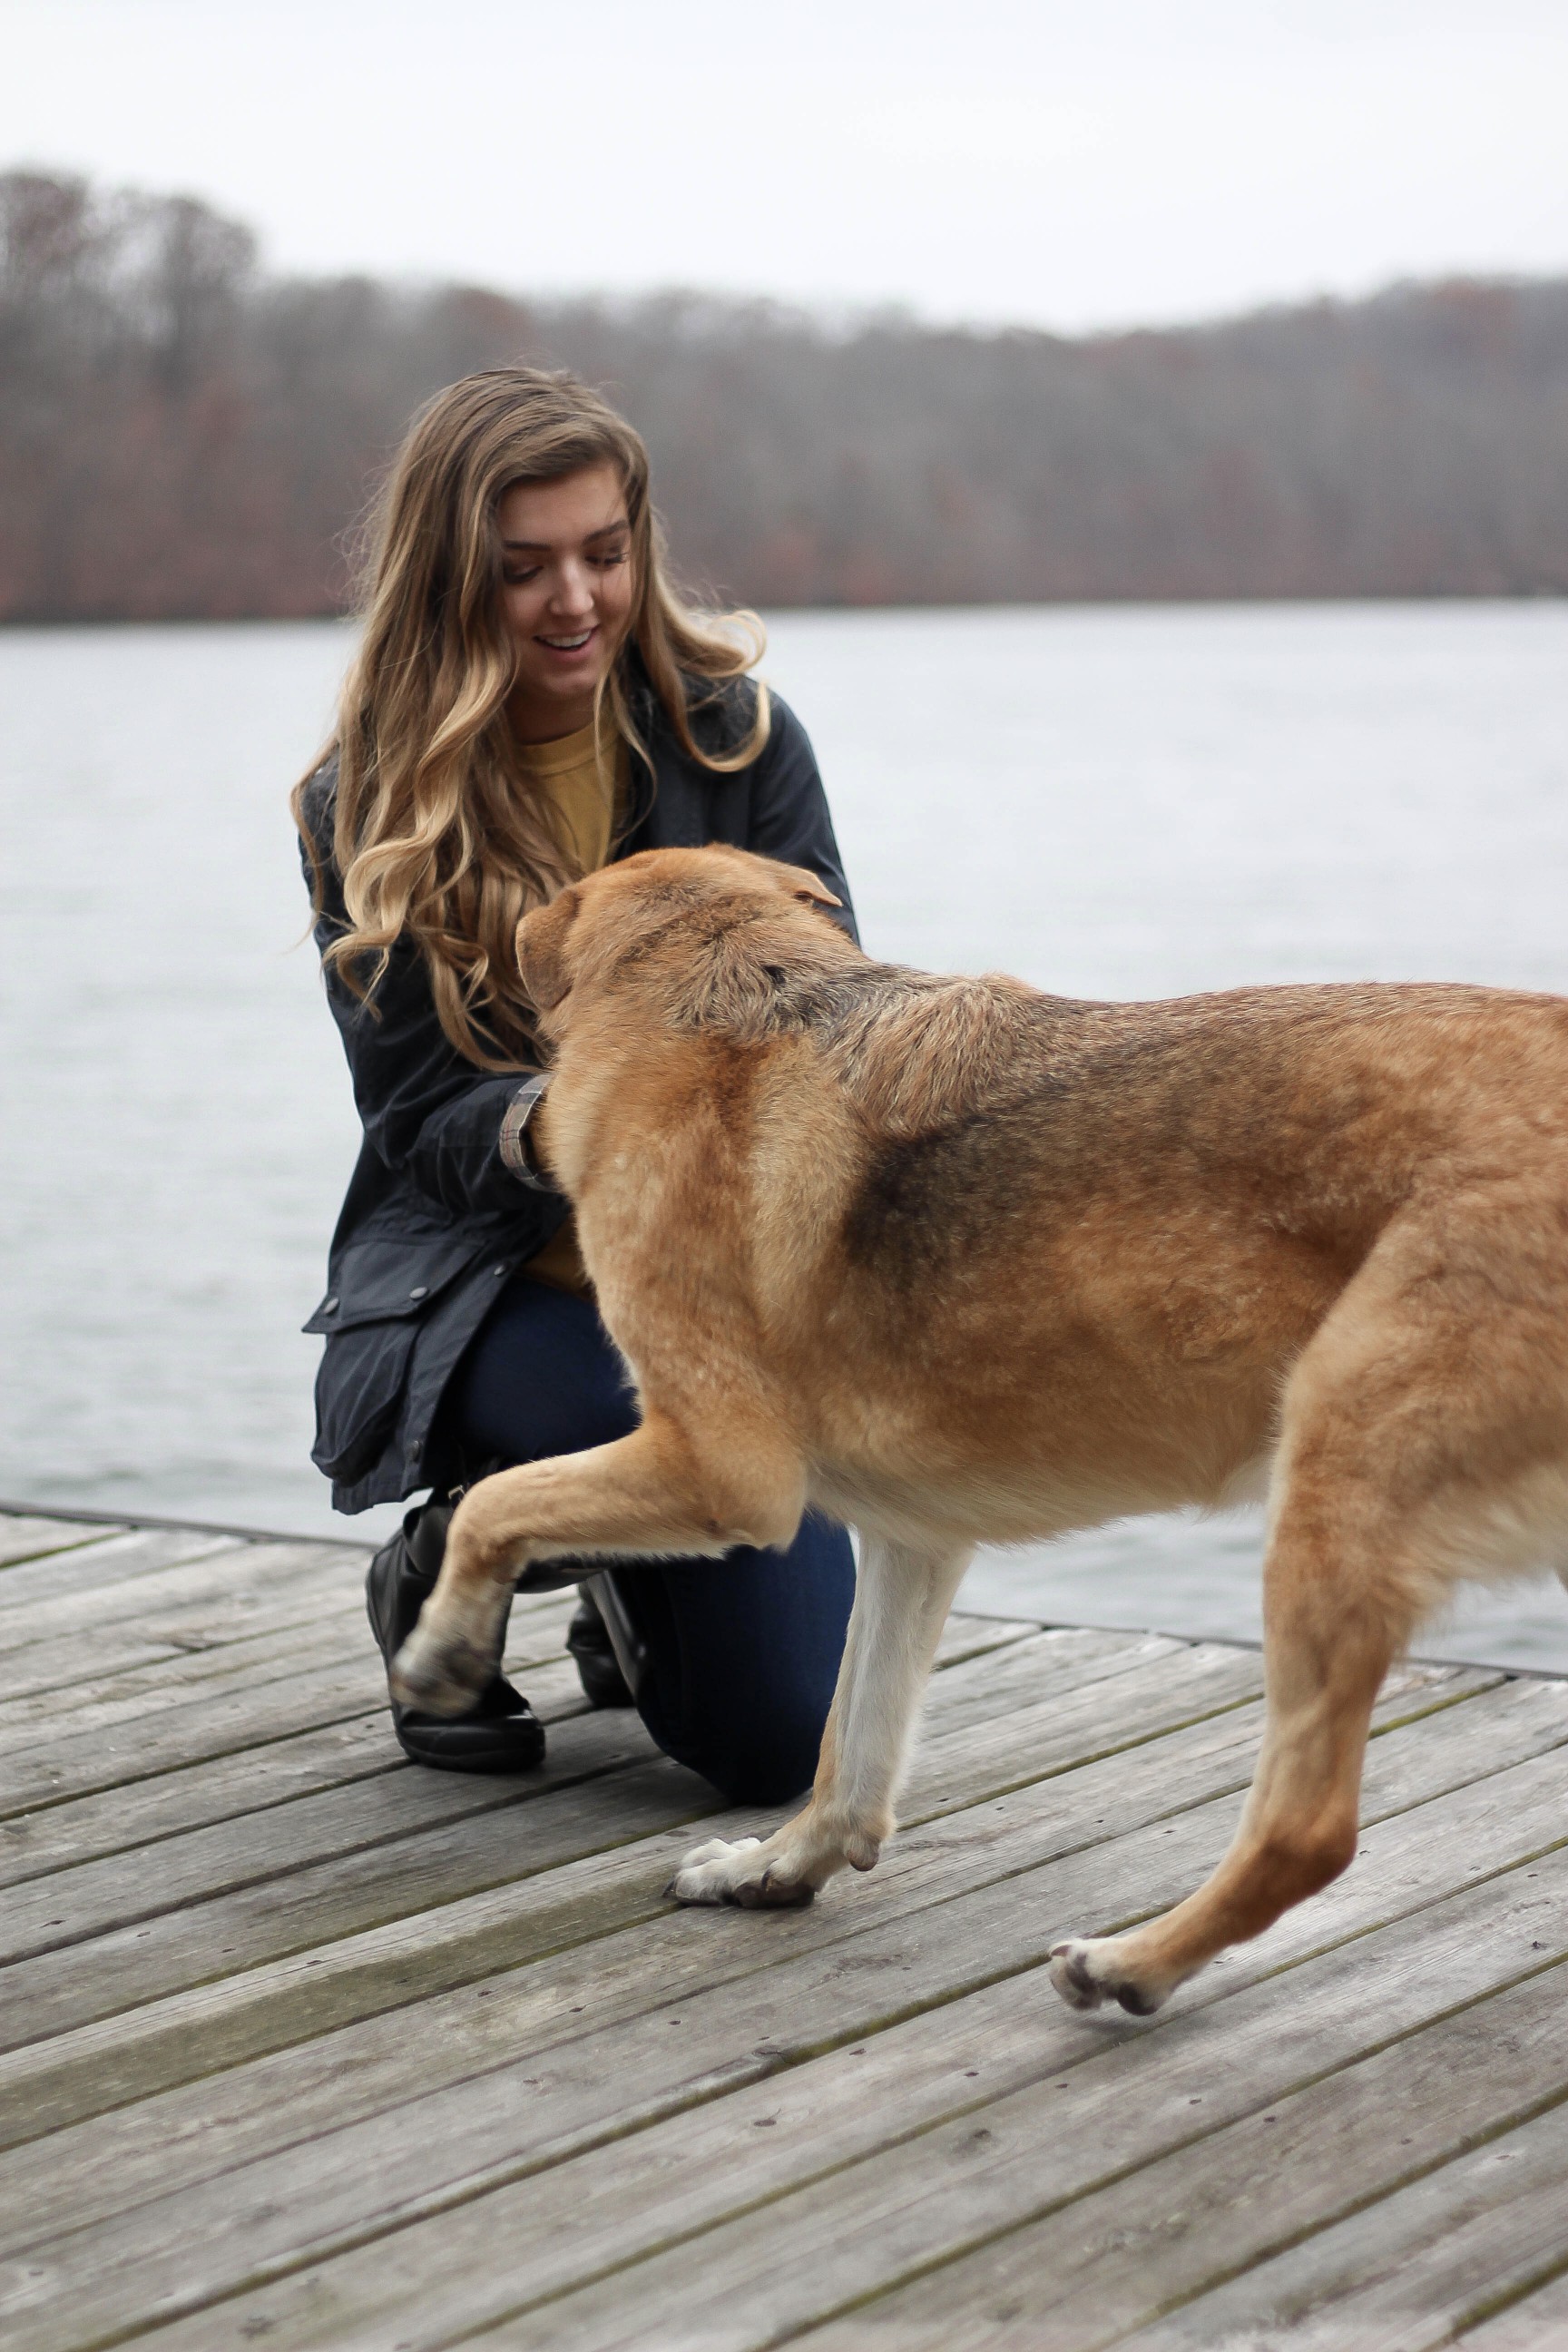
[497,463,636,740]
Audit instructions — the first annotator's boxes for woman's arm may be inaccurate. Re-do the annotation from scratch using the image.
[736,696,859,944]
[300,765,568,1241]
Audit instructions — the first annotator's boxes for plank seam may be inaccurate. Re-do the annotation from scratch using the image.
[1453,2244,1568,2343]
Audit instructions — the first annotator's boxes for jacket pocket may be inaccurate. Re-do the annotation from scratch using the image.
[303,1231,486,1335]
[306,1233,488,1485]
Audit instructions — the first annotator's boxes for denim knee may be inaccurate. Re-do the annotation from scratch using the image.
[688,1705,827,1809]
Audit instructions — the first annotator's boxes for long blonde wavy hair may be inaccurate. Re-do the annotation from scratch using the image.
[294,366,769,1069]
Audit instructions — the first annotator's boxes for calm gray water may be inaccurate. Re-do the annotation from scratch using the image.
[4,603,1568,1668]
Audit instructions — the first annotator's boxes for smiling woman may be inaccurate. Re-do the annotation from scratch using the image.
[289,366,858,1797]
[498,467,636,732]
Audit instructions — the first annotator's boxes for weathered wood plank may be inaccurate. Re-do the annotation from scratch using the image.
[0,1713,403,1887]
[0,1538,358,1651]
[1,1594,1027,1724]
[914,1626,1181,1736]
[0,1638,1265,2067]
[472,1940,1568,2352]
[0,1653,392,1815]
[0,1619,1098,1918]
[0,1624,1149,1964]
[0,1546,566,1661]
[0,1602,581,1890]
[0,1611,366,1725]
[0,1565,363,1689]
[9,1510,1563,2352]
[1109,2104,1568,2352]
[0,1661,1516,2251]
[0,1665,646,1970]
[0,1576,578,1740]
[910,1640,1264,1818]
[0,1637,1212,1984]
[0,1605,1010,1892]
[631,1959,1568,2352]
[0,1526,244,1612]
[17,1808,1568,2352]
[930,1612,1044,1669]
[0,1516,122,1570]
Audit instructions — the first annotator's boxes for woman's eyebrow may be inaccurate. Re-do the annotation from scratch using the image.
[502,519,631,551]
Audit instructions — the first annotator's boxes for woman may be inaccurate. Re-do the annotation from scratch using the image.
[294,367,857,1804]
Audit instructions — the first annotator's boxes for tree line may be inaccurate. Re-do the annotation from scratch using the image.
[3,166,1566,622]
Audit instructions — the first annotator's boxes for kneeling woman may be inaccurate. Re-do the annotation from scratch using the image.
[294,368,856,1804]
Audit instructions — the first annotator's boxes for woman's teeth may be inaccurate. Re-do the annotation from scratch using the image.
[540,631,593,650]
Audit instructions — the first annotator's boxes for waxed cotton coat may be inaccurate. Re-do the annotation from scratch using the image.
[299,672,857,1514]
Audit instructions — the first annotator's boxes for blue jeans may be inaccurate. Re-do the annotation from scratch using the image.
[443,1278,855,1805]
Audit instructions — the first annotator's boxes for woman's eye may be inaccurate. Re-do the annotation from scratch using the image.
[592,549,628,569]
[504,567,541,586]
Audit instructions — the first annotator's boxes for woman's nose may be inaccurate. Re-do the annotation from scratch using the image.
[550,561,595,616]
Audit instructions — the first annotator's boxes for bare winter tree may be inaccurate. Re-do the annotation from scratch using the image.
[2,168,1565,621]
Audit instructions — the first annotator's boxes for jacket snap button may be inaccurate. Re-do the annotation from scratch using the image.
[323,1297,338,1313]
[493,1264,506,1278]
[408,1285,428,1299]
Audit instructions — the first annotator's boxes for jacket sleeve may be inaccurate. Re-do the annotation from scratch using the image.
[740,694,860,945]
[299,767,569,1241]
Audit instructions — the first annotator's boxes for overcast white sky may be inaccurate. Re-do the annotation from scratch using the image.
[4,0,1565,330]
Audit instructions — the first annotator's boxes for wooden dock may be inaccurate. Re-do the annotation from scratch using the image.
[4,1504,1568,2350]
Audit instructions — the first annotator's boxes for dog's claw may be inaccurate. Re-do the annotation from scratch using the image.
[734,1870,813,1911]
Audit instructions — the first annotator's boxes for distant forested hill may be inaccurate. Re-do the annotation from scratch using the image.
[4,168,1566,622]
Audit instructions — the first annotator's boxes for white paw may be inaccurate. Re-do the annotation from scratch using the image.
[1048,1936,1165,2017]
[667,1836,813,1909]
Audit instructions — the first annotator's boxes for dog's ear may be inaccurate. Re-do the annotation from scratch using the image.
[769,860,843,910]
[515,886,582,1012]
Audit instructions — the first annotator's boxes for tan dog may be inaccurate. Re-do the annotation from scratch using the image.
[391,846,1568,2016]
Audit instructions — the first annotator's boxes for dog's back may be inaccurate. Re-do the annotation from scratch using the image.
[663,953,1568,1546]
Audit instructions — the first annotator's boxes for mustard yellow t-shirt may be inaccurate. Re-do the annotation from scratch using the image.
[514,717,626,884]
[514,719,628,1291]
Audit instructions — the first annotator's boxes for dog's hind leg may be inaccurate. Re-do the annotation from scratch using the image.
[1048,1485,1398,2018]
[671,1532,973,1908]
[1049,1193,1568,2018]
[1048,1377,1419,2021]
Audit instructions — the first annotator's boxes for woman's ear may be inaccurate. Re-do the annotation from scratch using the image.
[515,886,582,1012]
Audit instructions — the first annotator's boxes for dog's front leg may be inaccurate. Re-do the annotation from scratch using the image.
[671,1532,973,1909]
[389,1416,801,1716]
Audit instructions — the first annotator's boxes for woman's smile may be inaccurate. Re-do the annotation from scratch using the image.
[499,464,635,740]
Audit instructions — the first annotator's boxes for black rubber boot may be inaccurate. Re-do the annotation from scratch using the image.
[365,1498,545,1772]
[565,1583,635,1709]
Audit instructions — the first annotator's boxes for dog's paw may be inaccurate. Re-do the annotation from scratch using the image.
[1048,1936,1166,2018]
[388,1622,495,1718]
[666,1836,814,1910]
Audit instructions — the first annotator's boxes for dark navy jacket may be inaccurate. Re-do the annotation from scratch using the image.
[299,673,857,1513]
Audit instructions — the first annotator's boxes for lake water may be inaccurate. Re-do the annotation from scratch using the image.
[4,603,1568,1669]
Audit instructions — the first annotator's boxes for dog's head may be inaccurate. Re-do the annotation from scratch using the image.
[515,847,851,1041]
